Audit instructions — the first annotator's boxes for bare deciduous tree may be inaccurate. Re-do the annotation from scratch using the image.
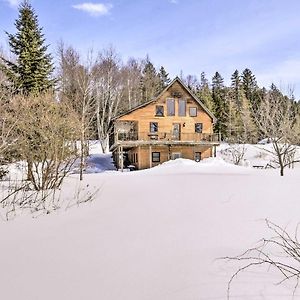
[93,47,123,153]
[58,43,96,180]
[121,57,143,110]
[10,93,81,190]
[255,88,300,176]
[223,219,300,299]
[222,144,247,166]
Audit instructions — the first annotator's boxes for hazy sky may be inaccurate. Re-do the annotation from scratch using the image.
[1,0,300,98]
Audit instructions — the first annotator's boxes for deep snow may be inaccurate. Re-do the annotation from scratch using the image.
[0,143,300,299]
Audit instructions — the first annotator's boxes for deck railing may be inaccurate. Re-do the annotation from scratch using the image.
[116,132,220,143]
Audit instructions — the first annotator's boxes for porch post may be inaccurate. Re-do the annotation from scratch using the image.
[120,146,124,172]
[117,146,120,169]
[149,145,152,168]
[138,146,141,170]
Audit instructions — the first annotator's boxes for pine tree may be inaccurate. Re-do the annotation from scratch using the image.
[0,0,54,94]
[158,66,170,90]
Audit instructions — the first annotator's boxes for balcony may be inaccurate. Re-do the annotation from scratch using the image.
[110,131,220,150]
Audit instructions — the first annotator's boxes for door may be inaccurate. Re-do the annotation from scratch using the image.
[172,123,181,140]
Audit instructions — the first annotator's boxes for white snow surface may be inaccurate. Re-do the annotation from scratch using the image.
[1,143,300,299]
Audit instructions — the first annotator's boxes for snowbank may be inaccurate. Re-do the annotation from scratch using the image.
[142,157,252,175]
[1,142,300,300]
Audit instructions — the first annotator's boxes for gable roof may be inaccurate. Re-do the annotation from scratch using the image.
[114,76,217,122]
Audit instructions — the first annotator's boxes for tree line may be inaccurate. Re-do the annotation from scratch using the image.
[0,0,299,187]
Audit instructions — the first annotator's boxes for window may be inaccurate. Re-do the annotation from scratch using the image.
[194,152,201,162]
[178,99,186,116]
[195,123,203,133]
[167,98,175,116]
[155,105,164,117]
[189,107,197,117]
[152,152,160,162]
[171,152,182,160]
[150,122,158,133]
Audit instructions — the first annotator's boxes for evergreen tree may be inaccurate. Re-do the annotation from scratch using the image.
[239,94,258,143]
[158,66,170,90]
[212,72,228,138]
[197,72,214,112]
[140,56,160,101]
[230,69,242,108]
[0,0,54,94]
[241,68,258,109]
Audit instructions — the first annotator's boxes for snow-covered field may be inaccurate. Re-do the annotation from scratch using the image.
[1,143,300,299]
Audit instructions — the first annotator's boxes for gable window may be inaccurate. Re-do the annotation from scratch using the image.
[195,123,203,133]
[155,105,164,117]
[189,107,197,117]
[166,98,175,116]
[150,122,158,133]
[178,99,186,116]
[152,152,160,162]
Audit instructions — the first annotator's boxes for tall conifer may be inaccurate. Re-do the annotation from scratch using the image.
[212,72,228,138]
[0,0,54,94]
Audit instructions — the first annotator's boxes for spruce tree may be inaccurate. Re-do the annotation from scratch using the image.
[140,56,160,101]
[230,70,242,108]
[197,72,214,112]
[212,72,228,139]
[0,0,54,94]
[158,66,170,90]
[241,68,258,107]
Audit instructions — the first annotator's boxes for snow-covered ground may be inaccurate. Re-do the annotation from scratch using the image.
[1,143,300,299]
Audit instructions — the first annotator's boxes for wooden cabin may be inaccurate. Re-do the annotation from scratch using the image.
[109,77,220,170]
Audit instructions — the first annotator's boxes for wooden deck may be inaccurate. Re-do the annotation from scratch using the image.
[109,132,220,151]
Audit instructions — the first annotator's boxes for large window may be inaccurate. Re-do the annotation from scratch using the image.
[155,105,164,117]
[152,152,160,162]
[195,123,203,133]
[167,98,175,116]
[150,122,158,133]
[189,107,197,117]
[178,99,186,116]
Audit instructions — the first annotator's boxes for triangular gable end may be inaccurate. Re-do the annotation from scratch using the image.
[114,77,216,122]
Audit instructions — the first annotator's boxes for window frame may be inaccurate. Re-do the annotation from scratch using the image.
[171,152,182,160]
[155,105,164,117]
[178,99,186,116]
[195,123,203,133]
[189,107,197,117]
[166,98,175,116]
[152,152,160,163]
[150,122,158,133]
[194,152,201,162]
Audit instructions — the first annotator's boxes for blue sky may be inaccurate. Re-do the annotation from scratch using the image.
[1,0,300,98]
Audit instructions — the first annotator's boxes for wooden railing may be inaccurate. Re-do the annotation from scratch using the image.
[116,132,220,143]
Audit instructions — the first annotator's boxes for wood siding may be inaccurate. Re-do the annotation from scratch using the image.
[112,79,217,170]
[128,145,212,170]
[117,81,213,136]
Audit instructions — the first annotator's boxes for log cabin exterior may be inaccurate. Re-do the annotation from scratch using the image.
[109,77,220,170]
